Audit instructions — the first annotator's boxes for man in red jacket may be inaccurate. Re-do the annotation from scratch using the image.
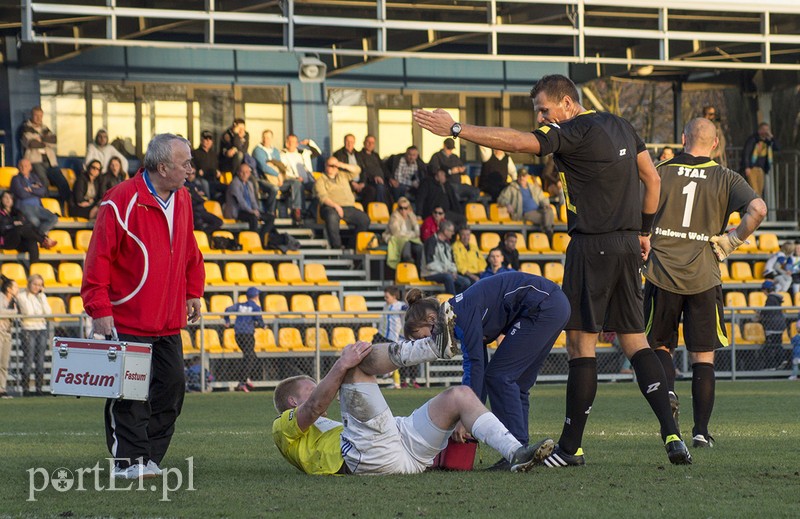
[82,133,205,480]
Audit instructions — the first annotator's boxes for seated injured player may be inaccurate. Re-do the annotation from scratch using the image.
[271,302,554,475]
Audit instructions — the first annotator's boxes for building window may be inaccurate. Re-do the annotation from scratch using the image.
[91,83,136,157]
[39,80,87,157]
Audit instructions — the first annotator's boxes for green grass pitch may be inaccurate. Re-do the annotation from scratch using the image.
[2,380,799,518]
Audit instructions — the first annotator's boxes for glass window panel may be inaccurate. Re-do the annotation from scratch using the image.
[193,88,234,148]
[39,80,87,156]
[244,103,284,153]
[377,109,412,158]
[330,106,368,152]
[142,101,188,150]
[420,107,459,160]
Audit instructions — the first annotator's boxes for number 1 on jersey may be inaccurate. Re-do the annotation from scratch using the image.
[681,181,697,227]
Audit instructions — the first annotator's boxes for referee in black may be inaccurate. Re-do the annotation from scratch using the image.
[415,74,689,466]
[645,117,766,449]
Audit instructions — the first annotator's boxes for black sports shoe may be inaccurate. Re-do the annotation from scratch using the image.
[538,444,586,468]
[509,438,555,472]
[484,458,511,472]
[669,391,680,433]
[691,434,715,448]
[665,436,692,465]
[432,300,458,359]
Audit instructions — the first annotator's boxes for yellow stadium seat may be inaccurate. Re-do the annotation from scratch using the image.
[460,174,472,185]
[543,262,564,284]
[489,204,513,223]
[305,327,332,350]
[220,171,233,185]
[553,331,566,348]
[46,230,81,254]
[204,200,235,224]
[46,296,66,317]
[719,262,732,282]
[291,294,316,318]
[551,232,571,253]
[278,262,313,286]
[332,327,356,350]
[728,212,741,225]
[730,262,754,282]
[1,263,27,286]
[752,261,766,280]
[181,329,198,353]
[367,202,390,224]
[757,233,780,253]
[57,263,83,287]
[436,293,453,304]
[733,238,758,254]
[222,328,241,352]
[193,231,213,253]
[777,291,792,307]
[254,328,279,352]
[479,232,501,254]
[528,233,555,254]
[305,263,339,285]
[74,230,93,253]
[68,296,84,315]
[264,294,292,317]
[210,294,234,314]
[30,263,65,288]
[0,166,18,189]
[747,291,766,308]
[465,203,489,224]
[61,168,76,189]
[278,327,305,350]
[195,329,223,353]
[251,262,281,285]
[514,232,528,253]
[358,326,378,343]
[344,294,379,318]
[238,231,265,253]
[356,232,385,255]
[520,262,542,276]
[742,322,766,344]
[795,292,800,307]
[224,262,251,285]
[318,294,342,318]
[559,204,568,222]
[203,262,226,285]
[725,291,752,314]
[41,197,63,217]
[395,262,435,285]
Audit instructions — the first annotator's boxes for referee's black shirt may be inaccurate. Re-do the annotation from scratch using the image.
[533,111,647,235]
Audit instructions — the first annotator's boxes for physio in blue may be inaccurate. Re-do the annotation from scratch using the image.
[404,271,570,470]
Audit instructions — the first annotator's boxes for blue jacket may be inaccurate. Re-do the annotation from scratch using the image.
[450,271,561,400]
[224,301,265,334]
[479,266,515,279]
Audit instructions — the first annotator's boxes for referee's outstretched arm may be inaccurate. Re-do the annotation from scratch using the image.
[414,109,541,155]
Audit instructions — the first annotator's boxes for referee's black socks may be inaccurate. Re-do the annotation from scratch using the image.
[558,357,597,455]
[691,362,715,438]
[630,348,680,440]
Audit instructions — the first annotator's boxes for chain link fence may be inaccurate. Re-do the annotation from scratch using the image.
[2,307,798,396]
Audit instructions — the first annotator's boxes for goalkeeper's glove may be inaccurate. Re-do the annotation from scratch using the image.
[709,230,745,261]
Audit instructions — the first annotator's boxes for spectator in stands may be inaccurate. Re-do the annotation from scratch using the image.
[416,168,466,227]
[282,134,321,219]
[16,273,52,396]
[658,146,675,162]
[84,129,129,174]
[9,159,59,244]
[224,163,269,240]
[185,355,213,393]
[763,241,794,293]
[70,159,102,220]
[186,165,222,235]
[498,168,553,238]
[481,248,515,279]
[357,135,391,206]
[251,129,282,220]
[790,319,800,380]
[192,130,224,202]
[333,134,366,199]
[499,232,521,271]
[703,106,727,167]
[0,274,18,399]
[385,145,424,203]
[224,287,265,393]
[479,146,517,202]
[742,122,779,197]
[98,156,127,199]
[315,157,370,250]
[428,138,480,204]
[383,196,423,270]
[420,206,446,243]
[758,280,787,370]
[421,219,471,295]
[452,226,484,283]
[0,190,56,261]
[219,118,250,175]
[381,285,417,388]
[20,106,71,204]
[790,242,800,295]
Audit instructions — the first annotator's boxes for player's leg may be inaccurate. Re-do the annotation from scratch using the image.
[644,281,683,429]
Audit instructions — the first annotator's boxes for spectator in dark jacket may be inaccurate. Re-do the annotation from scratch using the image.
[357,135,391,206]
[385,146,426,203]
[416,168,465,227]
[186,166,222,235]
[224,287,265,392]
[759,280,787,369]
[98,156,128,199]
[0,190,56,262]
[70,160,103,220]
[499,232,521,271]
[219,119,249,174]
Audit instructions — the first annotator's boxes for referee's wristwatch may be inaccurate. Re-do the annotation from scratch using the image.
[450,122,462,139]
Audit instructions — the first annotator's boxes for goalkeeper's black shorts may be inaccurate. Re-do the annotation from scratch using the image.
[644,282,727,352]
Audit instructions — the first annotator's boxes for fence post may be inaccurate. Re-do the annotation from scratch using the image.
[314,313,321,382]
[199,315,206,392]
[730,309,737,381]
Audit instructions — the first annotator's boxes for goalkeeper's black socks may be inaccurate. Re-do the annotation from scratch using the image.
[630,348,680,440]
[557,357,597,455]
[691,362,716,438]
[654,347,676,393]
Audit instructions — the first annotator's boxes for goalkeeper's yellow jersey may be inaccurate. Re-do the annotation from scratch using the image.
[272,409,345,475]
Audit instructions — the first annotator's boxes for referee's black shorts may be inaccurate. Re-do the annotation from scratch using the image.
[563,232,644,334]
[644,281,728,352]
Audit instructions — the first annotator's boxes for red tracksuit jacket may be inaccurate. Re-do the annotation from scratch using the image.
[81,170,205,336]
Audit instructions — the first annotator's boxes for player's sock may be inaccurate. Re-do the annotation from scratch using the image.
[654,348,676,392]
[386,338,439,367]
[630,348,680,440]
[691,362,715,437]
[470,411,522,462]
[557,357,597,455]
